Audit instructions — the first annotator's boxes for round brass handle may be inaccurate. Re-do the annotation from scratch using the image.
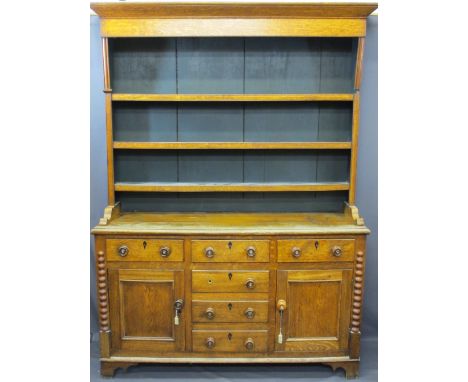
[206,337,215,349]
[245,278,255,290]
[118,245,129,257]
[292,247,301,258]
[244,308,255,319]
[205,308,215,320]
[332,246,342,257]
[160,246,171,258]
[245,338,255,351]
[205,247,215,258]
[246,246,256,258]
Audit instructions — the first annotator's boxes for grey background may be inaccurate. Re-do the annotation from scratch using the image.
[90,14,377,378]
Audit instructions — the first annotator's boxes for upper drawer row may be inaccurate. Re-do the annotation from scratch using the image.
[106,239,355,262]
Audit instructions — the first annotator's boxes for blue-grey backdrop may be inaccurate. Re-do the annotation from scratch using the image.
[90,15,378,340]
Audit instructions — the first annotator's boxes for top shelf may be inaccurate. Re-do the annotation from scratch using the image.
[91,3,378,19]
[111,94,355,102]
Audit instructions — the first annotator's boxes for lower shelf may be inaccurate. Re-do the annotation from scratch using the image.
[114,182,350,192]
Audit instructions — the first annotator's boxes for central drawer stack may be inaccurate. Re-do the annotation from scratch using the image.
[191,240,271,353]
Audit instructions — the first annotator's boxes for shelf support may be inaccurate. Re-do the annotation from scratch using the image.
[98,202,121,226]
[344,202,365,226]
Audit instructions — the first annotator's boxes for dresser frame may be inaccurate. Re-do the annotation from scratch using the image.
[91,2,376,379]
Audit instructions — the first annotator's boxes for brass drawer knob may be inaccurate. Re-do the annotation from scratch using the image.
[160,246,171,258]
[245,278,255,289]
[244,308,255,319]
[205,337,215,349]
[205,247,215,258]
[332,246,342,257]
[117,245,129,257]
[245,338,255,351]
[246,246,256,258]
[291,247,301,258]
[205,308,215,320]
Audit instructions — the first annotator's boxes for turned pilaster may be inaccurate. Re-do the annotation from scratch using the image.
[96,249,111,357]
[349,249,365,359]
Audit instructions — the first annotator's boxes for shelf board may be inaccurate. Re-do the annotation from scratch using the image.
[113,142,352,150]
[111,94,354,102]
[114,182,350,193]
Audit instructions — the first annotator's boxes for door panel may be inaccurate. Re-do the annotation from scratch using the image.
[276,269,352,353]
[109,269,185,354]
[121,280,174,338]
[288,281,340,338]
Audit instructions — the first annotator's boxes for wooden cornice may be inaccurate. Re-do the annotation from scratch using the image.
[90,2,378,19]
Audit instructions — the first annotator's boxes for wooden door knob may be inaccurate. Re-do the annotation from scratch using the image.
[173,299,184,325]
[277,299,287,311]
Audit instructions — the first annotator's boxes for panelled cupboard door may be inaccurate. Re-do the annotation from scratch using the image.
[108,269,185,354]
[276,269,352,353]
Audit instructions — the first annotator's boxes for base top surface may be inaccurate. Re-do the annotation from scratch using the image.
[92,212,370,235]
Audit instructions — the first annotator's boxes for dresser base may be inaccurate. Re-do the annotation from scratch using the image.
[100,357,360,379]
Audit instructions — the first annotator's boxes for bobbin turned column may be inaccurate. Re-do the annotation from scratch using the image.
[349,249,365,359]
[96,248,111,359]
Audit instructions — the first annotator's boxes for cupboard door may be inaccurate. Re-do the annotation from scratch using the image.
[276,269,352,353]
[108,269,185,354]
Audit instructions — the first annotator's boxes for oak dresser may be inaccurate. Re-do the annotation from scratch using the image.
[91,2,377,379]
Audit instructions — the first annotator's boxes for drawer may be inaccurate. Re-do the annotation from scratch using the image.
[191,240,269,262]
[106,239,184,262]
[192,270,269,293]
[192,300,269,323]
[192,330,268,353]
[277,238,355,262]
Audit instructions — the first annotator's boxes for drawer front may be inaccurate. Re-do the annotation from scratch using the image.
[192,300,269,323]
[106,239,184,262]
[191,240,269,262]
[192,271,270,293]
[277,239,355,262]
[192,330,268,353]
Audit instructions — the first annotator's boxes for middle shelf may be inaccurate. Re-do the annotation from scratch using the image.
[113,142,352,150]
[111,94,354,102]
